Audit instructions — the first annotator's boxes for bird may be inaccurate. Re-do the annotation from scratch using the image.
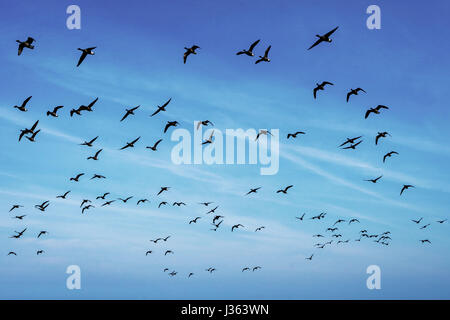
[157,187,170,196]
[96,192,110,200]
[12,215,26,220]
[80,136,98,147]
[383,151,399,163]
[37,250,45,255]
[202,130,215,145]
[308,26,339,50]
[150,98,172,117]
[296,213,306,221]
[255,129,273,141]
[276,185,293,194]
[255,45,271,64]
[19,120,39,142]
[163,121,179,133]
[158,201,168,208]
[196,120,214,130]
[145,250,152,256]
[56,191,71,199]
[255,226,265,232]
[313,81,333,99]
[287,131,305,139]
[365,175,383,183]
[46,106,64,117]
[13,96,32,112]
[245,187,261,195]
[375,132,391,145]
[342,140,363,150]
[37,231,48,238]
[146,139,163,151]
[87,149,103,160]
[365,105,389,119]
[120,105,140,121]
[9,205,23,212]
[164,250,174,256]
[346,88,366,102]
[137,199,149,205]
[118,196,133,203]
[189,217,201,224]
[120,136,140,150]
[400,184,414,195]
[338,136,362,147]
[25,129,40,142]
[305,254,314,260]
[77,47,96,67]
[231,224,244,232]
[77,97,99,113]
[17,37,35,55]
[70,173,84,182]
[236,39,260,56]
[91,174,106,180]
[183,45,200,64]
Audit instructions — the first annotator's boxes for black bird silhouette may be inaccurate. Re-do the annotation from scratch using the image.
[287,131,305,139]
[346,88,366,102]
[308,26,338,50]
[245,187,261,195]
[150,98,172,117]
[80,136,98,147]
[56,191,71,199]
[196,120,214,130]
[47,105,64,117]
[276,185,293,194]
[189,217,201,224]
[338,136,362,147]
[14,96,32,112]
[400,184,414,195]
[17,37,35,55]
[9,205,23,212]
[255,226,265,232]
[313,81,333,99]
[118,196,133,203]
[365,175,382,183]
[157,187,170,196]
[19,120,39,141]
[96,192,110,200]
[91,174,106,180]
[37,231,48,238]
[305,254,314,260]
[183,45,200,64]
[375,132,391,145]
[237,39,260,56]
[296,213,306,221]
[87,149,103,160]
[255,45,271,64]
[383,151,399,163]
[77,47,96,67]
[120,136,140,150]
[120,105,140,121]
[231,224,244,232]
[342,140,363,150]
[158,201,168,208]
[70,173,84,182]
[365,105,389,119]
[164,121,179,133]
[137,199,149,205]
[146,139,163,151]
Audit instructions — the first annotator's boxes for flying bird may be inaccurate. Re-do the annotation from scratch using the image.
[308,26,339,50]
[13,96,32,112]
[17,37,35,55]
[255,45,271,64]
[150,98,172,117]
[237,39,260,56]
[313,81,333,99]
[146,139,163,151]
[365,105,389,119]
[77,47,96,67]
[183,45,200,64]
[47,106,64,117]
[346,88,366,102]
[120,105,140,121]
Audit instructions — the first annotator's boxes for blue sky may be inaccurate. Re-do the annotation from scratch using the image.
[0,0,449,299]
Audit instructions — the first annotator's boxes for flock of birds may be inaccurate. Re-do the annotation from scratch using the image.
[5,28,445,280]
